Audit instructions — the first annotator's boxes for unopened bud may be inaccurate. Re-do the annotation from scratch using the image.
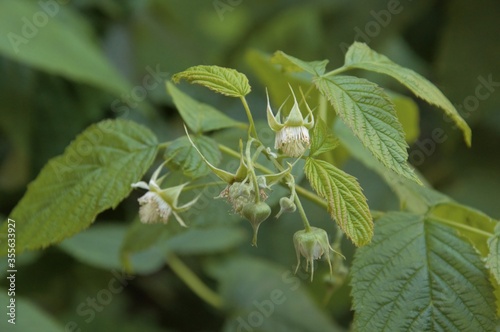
[242,202,271,246]
[275,197,296,218]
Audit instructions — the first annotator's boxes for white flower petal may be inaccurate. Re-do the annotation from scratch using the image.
[275,125,310,157]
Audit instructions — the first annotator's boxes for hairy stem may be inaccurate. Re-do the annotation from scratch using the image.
[167,253,224,310]
[323,66,350,77]
[240,96,259,139]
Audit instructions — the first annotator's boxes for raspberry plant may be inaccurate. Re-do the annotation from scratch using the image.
[2,42,498,331]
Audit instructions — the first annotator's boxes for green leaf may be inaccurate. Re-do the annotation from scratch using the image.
[208,256,344,332]
[59,223,164,274]
[165,135,221,178]
[315,75,420,183]
[121,218,173,255]
[166,82,243,133]
[335,119,448,213]
[161,227,246,255]
[343,42,471,145]
[304,158,372,246]
[1,119,158,254]
[429,202,496,256]
[119,222,245,266]
[172,65,251,97]
[0,293,64,332]
[0,1,129,96]
[492,280,500,317]
[271,50,329,76]
[487,223,500,284]
[245,50,321,113]
[390,92,420,144]
[309,119,339,157]
[351,212,497,332]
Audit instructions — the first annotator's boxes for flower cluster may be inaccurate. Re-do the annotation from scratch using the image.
[218,181,271,246]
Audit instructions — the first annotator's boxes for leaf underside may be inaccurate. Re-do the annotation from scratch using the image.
[305,158,372,246]
[315,75,420,184]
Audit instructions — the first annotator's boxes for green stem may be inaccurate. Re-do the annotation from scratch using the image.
[240,96,259,139]
[183,181,226,192]
[292,186,312,232]
[295,185,327,209]
[428,216,493,238]
[318,93,328,123]
[167,253,224,310]
[323,66,350,77]
[246,140,261,202]
[158,141,171,149]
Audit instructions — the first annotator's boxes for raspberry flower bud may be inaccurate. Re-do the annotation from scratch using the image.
[267,85,314,157]
[293,227,334,281]
[131,163,198,227]
[275,196,296,218]
[242,202,271,246]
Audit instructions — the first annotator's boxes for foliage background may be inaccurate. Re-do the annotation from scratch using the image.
[0,0,499,331]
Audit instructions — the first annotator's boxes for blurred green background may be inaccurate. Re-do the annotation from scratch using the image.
[0,0,499,331]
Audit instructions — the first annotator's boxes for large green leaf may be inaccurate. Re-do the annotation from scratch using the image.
[59,223,164,274]
[172,65,251,97]
[334,119,447,213]
[271,50,328,76]
[0,120,158,253]
[165,135,221,178]
[166,82,242,133]
[120,222,246,263]
[0,1,129,96]
[315,75,420,183]
[429,202,497,256]
[390,92,420,144]
[208,256,344,332]
[161,227,246,255]
[304,158,372,246]
[487,223,500,284]
[351,212,497,332]
[342,42,471,145]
